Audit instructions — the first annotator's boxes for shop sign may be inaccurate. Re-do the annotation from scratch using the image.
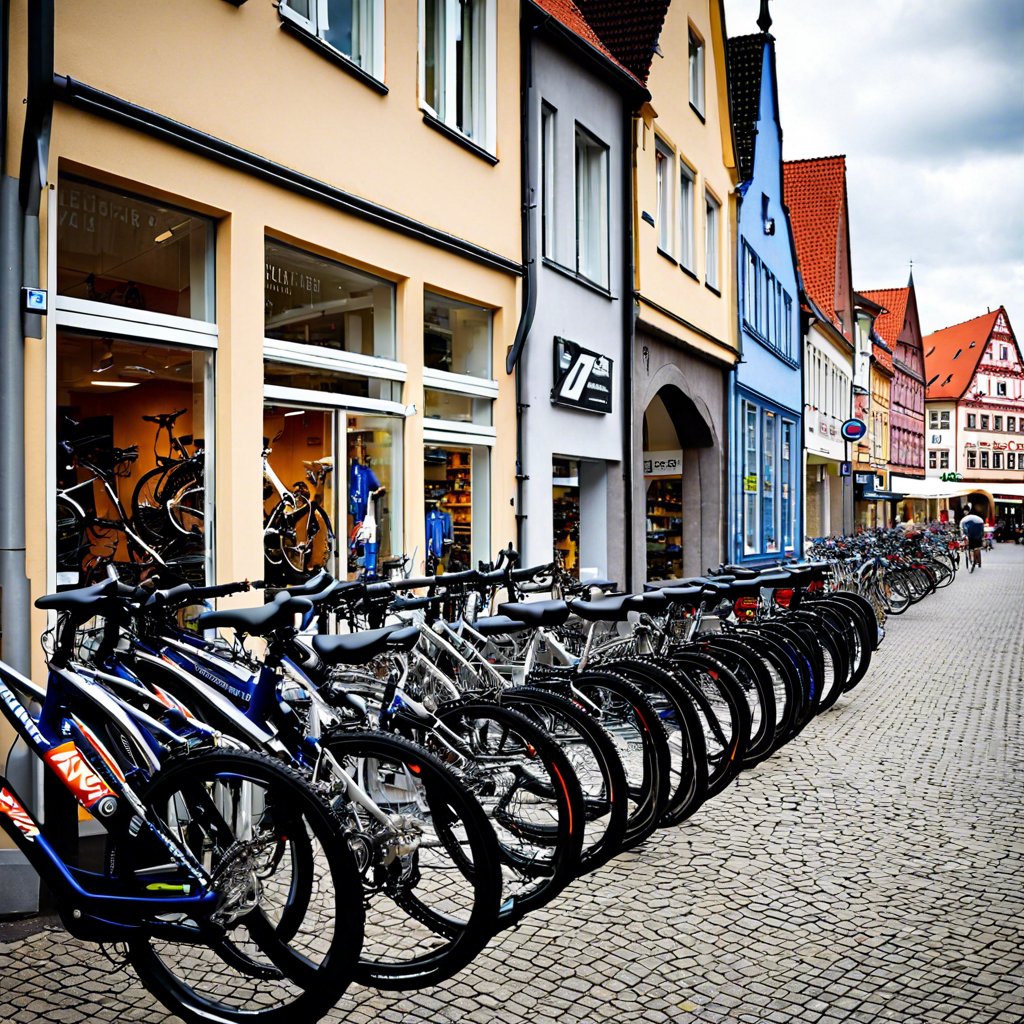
[840,418,867,441]
[855,473,874,485]
[643,450,682,476]
[743,474,758,492]
[552,337,613,414]
[839,461,852,476]
[963,440,1023,451]
[265,261,322,298]
[940,472,964,482]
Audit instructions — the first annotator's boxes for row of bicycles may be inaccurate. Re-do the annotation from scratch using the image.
[2,541,900,1022]
[56,409,335,588]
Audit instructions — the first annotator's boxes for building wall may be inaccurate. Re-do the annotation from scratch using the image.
[518,34,629,580]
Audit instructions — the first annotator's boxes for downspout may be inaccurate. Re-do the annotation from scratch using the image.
[2,0,51,677]
[507,16,537,555]
[621,107,634,589]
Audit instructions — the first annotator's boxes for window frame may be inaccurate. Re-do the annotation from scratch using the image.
[678,159,696,272]
[655,136,674,256]
[280,0,385,81]
[541,101,556,261]
[688,25,705,118]
[704,189,720,291]
[574,122,610,289]
[419,0,497,153]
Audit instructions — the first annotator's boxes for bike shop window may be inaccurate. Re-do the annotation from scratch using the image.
[781,419,795,552]
[279,0,384,81]
[54,331,211,588]
[264,239,396,359]
[763,411,778,553]
[57,177,214,321]
[424,445,489,574]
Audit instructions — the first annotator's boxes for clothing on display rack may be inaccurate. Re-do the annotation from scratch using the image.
[425,504,453,558]
[349,460,381,523]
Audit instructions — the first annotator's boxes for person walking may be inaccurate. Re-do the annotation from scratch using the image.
[961,509,985,570]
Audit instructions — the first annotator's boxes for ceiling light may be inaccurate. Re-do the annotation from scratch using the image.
[284,409,306,417]
[154,230,173,243]
[91,381,140,388]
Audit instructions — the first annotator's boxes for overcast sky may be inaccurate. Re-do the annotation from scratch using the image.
[723,0,1024,337]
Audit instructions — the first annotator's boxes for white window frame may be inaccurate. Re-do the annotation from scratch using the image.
[996,380,1007,396]
[704,190,720,290]
[419,0,497,153]
[280,0,385,80]
[688,26,705,117]
[574,123,610,288]
[679,160,695,271]
[541,101,556,260]
[655,137,674,255]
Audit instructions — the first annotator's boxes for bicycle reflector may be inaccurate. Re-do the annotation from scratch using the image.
[773,589,794,609]
[733,596,758,619]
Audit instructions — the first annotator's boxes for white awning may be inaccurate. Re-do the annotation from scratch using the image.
[890,476,1024,500]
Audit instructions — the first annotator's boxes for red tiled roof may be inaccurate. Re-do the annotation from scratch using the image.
[531,0,645,85]
[861,288,908,349]
[872,337,894,374]
[783,156,847,331]
[922,308,1003,400]
[575,0,671,84]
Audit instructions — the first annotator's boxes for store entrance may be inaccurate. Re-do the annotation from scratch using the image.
[643,396,683,580]
[552,457,580,578]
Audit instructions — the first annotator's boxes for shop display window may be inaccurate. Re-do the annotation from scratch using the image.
[55,331,210,588]
[57,177,214,321]
[424,446,488,573]
[265,238,395,358]
[264,361,400,403]
[423,388,492,424]
[645,477,682,580]
[763,411,778,553]
[552,457,580,578]
[260,407,401,582]
[423,291,491,378]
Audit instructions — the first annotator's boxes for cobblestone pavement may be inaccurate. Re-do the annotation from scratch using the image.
[2,544,1022,1023]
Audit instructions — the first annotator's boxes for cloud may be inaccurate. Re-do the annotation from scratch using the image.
[725,0,1024,335]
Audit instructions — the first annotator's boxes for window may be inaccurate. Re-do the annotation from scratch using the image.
[1000,345,1009,360]
[967,450,977,469]
[57,177,214,321]
[280,0,384,78]
[423,291,492,378]
[940,449,949,469]
[967,414,977,429]
[996,381,1007,396]
[575,125,609,287]
[264,239,395,358]
[704,191,720,290]
[742,401,759,555]
[981,415,990,430]
[763,411,777,553]
[1009,452,1017,470]
[980,450,989,469]
[541,103,556,260]
[1008,417,1016,432]
[781,420,795,551]
[994,415,1003,431]
[688,27,705,117]
[421,0,495,149]
[679,162,695,271]
[992,452,1003,469]
[741,243,793,356]
[929,410,950,430]
[655,138,674,254]
[928,450,937,470]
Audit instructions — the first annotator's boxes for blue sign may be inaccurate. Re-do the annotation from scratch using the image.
[21,287,47,314]
[840,418,867,442]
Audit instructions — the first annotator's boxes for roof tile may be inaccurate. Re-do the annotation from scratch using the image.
[727,34,765,184]
[532,0,642,83]
[922,308,1003,400]
[574,0,670,84]
[782,156,847,331]
[860,288,909,349]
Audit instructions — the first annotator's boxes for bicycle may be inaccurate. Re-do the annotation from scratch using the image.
[0,619,364,1023]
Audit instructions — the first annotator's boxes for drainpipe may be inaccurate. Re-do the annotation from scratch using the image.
[508,16,537,556]
[621,107,634,589]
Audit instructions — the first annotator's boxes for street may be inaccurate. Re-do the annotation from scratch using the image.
[2,544,1022,1023]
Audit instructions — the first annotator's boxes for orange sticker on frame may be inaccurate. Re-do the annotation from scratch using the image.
[44,742,116,808]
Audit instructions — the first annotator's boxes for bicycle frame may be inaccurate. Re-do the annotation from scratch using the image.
[0,658,218,939]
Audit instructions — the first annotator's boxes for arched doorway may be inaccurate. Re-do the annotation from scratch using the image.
[640,384,717,581]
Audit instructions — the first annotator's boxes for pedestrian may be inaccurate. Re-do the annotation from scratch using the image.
[960,508,985,569]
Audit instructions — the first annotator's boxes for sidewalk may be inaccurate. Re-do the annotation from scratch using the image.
[2,545,1022,1023]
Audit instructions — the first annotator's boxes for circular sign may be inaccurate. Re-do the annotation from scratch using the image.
[840,418,867,441]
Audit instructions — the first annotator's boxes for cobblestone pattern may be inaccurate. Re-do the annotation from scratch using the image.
[2,546,1022,1023]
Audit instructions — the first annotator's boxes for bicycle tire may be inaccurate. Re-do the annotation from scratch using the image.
[319,729,502,990]
[125,748,364,1024]
[502,686,629,874]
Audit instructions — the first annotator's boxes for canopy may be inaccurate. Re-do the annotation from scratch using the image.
[889,476,1024,501]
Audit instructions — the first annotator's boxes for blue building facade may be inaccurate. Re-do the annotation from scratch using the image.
[726,29,802,563]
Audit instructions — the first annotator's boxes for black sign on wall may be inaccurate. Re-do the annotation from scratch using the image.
[551,337,613,414]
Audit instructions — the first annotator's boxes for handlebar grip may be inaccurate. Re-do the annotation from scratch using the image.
[510,563,554,582]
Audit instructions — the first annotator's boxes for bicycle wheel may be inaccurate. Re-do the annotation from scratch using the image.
[278,505,334,581]
[163,461,206,537]
[433,700,584,927]
[56,497,87,576]
[125,748,363,1024]
[502,686,629,874]
[318,730,502,990]
[131,466,175,545]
